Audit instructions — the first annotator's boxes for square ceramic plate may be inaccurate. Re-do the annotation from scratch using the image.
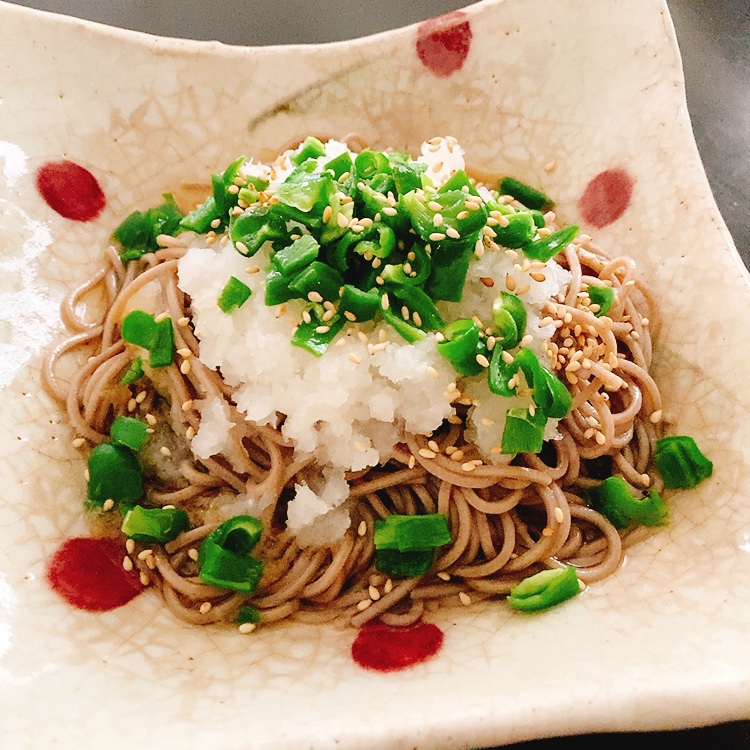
[1,0,749,747]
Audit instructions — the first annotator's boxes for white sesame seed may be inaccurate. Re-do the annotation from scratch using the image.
[408,455,416,469]
[459,592,472,606]
[358,520,367,537]
[145,413,157,425]
[419,448,437,459]
[384,578,393,594]
[437,571,451,581]
[475,354,490,368]
[154,312,169,323]
[382,206,397,216]
[186,426,196,440]
[199,602,212,615]
[401,305,410,321]
[72,437,85,449]
[357,599,372,612]
[445,227,461,239]
[125,539,136,554]
[239,622,256,634]
[315,325,330,334]
[180,360,191,375]
[322,205,333,223]
[307,291,323,303]
[433,213,444,227]
[429,232,446,242]
[178,316,190,327]
[542,527,554,537]
[427,440,440,453]
[461,462,477,472]
[246,266,260,274]
[369,585,381,601]
[102,498,115,512]
[122,556,133,572]
[650,410,663,424]
[595,431,607,445]
[554,507,564,523]
[139,571,150,587]
[127,398,137,412]
[210,218,221,229]
[381,294,390,310]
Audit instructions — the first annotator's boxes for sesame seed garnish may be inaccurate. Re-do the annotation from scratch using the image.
[181,399,194,412]
[437,571,451,581]
[490,445,502,453]
[210,218,221,229]
[348,353,361,365]
[139,571,150,587]
[315,325,330,334]
[146,555,156,570]
[137,549,153,561]
[122,556,133,572]
[186,426,196,440]
[475,354,490,368]
[322,205,333,223]
[427,440,440,453]
[159,446,172,457]
[384,578,394,594]
[479,276,495,288]
[426,366,439,378]
[382,206,397,217]
[176,348,191,358]
[530,272,546,283]
[369,585,381,601]
[481,418,495,426]
[72,437,86,449]
[419,448,437,459]
[445,227,461,239]
[178,316,190,327]
[357,599,372,612]
[541,527,554,537]
[145,413,157,425]
[381,294,390,310]
[432,213,444,227]
[239,622,256,634]
[595,431,607,445]
[125,539,136,554]
[554,507,564,523]
[641,474,651,486]
[412,311,423,327]
[429,232,446,242]
[375,275,385,285]
[307,291,324,303]
[650,409,663,424]
[127,398,137,412]
[505,274,516,291]
[459,592,472,606]
[199,602,212,615]
[461,461,477,472]
[450,449,465,462]
[322,309,335,322]
[336,212,349,228]
[246,266,260,274]
[102,498,115,512]
[401,305,410,321]
[154,312,169,323]
[180,360,191,375]
[408,455,416,469]
[358,520,367,537]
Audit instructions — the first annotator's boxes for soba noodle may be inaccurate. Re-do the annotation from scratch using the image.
[42,139,664,631]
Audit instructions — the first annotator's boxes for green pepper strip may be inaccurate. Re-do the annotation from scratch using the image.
[508,566,581,612]
[291,312,346,355]
[110,416,149,451]
[387,285,444,330]
[588,476,669,528]
[500,406,547,454]
[499,176,553,211]
[654,436,713,489]
[492,292,527,350]
[373,514,452,552]
[87,443,143,505]
[121,505,189,544]
[524,225,579,262]
[587,284,615,317]
[217,276,252,313]
[273,235,320,277]
[339,285,379,322]
[436,319,485,377]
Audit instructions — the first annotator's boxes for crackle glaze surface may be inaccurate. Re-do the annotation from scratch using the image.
[1,0,749,747]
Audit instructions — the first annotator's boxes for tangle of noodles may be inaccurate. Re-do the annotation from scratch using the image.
[42,142,665,631]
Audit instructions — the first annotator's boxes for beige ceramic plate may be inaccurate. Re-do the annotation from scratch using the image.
[1,0,749,747]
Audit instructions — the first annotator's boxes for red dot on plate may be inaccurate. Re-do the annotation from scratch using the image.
[46,537,143,612]
[416,11,473,77]
[578,168,635,229]
[352,619,444,672]
[36,160,106,222]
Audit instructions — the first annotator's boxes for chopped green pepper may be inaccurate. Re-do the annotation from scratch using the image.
[217,276,252,313]
[291,310,346,355]
[288,261,344,303]
[290,136,326,166]
[119,357,144,385]
[121,310,158,350]
[374,514,452,552]
[501,407,547,454]
[492,292,527,350]
[436,318,485,376]
[230,206,287,257]
[87,443,143,505]
[654,436,713,489]
[586,283,615,316]
[374,548,434,578]
[524,225,579,262]
[148,317,174,368]
[588,476,669,529]
[110,416,149,451]
[121,505,189,544]
[508,566,581,612]
[339,285,380,322]
[499,176,553,211]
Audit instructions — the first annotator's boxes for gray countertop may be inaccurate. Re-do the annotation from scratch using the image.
[5,0,750,747]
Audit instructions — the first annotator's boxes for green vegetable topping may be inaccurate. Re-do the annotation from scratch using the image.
[87,443,143,505]
[501,407,547,454]
[373,514,452,578]
[654,436,713,489]
[110,416,150,451]
[198,516,265,594]
[217,276,252,313]
[120,357,144,385]
[290,136,326,166]
[374,514,452,552]
[508,565,581,612]
[499,176,553,211]
[492,292,527,350]
[113,195,183,261]
[524,224,579,262]
[586,283,615,316]
[121,311,174,368]
[436,318,485,376]
[121,505,189,544]
[588,476,669,529]
[236,605,262,624]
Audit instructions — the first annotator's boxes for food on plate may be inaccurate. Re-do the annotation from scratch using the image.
[43,135,712,631]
